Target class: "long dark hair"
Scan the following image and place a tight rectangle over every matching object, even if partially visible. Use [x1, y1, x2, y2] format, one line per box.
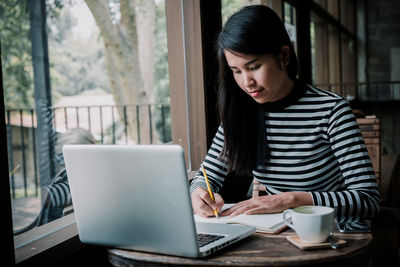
[217, 5, 298, 175]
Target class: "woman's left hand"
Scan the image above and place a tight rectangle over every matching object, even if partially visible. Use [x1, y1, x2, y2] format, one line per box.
[221, 191, 313, 217]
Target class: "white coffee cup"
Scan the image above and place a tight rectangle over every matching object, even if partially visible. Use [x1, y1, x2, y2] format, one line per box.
[282, 206, 334, 243]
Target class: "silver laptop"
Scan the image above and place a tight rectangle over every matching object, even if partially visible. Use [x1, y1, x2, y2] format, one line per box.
[63, 144, 255, 258]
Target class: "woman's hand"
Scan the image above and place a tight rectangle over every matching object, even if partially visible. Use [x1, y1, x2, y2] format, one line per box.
[222, 191, 313, 217]
[191, 187, 225, 217]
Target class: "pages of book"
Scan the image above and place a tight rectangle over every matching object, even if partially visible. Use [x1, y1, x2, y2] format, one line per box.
[194, 204, 287, 234]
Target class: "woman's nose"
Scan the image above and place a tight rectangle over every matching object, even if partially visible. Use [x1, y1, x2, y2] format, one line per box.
[243, 73, 255, 89]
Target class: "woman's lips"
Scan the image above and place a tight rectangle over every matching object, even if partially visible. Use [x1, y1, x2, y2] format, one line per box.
[248, 89, 262, 97]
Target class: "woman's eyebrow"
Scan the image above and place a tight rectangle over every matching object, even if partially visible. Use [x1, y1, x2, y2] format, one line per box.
[244, 58, 259, 66]
[229, 58, 260, 69]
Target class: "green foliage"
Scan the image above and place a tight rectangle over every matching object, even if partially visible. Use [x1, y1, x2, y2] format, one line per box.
[0, 0, 67, 108]
[0, 0, 34, 108]
[0, 0, 109, 108]
[47, 3, 110, 103]
[2, 0, 171, 142]
[221, 0, 243, 25]
[48, 31, 110, 99]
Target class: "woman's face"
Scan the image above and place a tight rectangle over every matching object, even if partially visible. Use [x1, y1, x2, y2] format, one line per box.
[224, 49, 293, 104]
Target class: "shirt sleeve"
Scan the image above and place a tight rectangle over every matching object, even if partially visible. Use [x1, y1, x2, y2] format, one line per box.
[310, 99, 381, 218]
[189, 126, 229, 195]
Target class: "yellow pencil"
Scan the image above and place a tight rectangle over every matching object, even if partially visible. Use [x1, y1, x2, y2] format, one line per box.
[201, 164, 219, 219]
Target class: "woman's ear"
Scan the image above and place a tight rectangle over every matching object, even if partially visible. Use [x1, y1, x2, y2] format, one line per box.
[280, 46, 291, 67]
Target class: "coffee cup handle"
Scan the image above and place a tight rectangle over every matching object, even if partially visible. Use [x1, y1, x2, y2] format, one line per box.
[282, 209, 294, 229]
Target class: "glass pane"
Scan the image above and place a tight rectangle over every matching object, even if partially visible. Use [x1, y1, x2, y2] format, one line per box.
[49, 0, 171, 146]
[341, 35, 357, 99]
[221, 0, 244, 25]
[313, 0, 327, 9]
[340, 0, 355, 34]
[283, 2, 297, 53]
[328, 24, 340, 94]
[327, 0, 339, 20]
[311, 14, 341, 94]
[0, 0, 40, 235]
[311, 14, 329, 87]
[2, 0, 171, 241]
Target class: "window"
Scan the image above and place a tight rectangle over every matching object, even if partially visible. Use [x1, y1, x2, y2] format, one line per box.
[221, 0, 243, 24]
[310, 0, 357, 98]
[1, 0, 187, 264]
[283, 2, 297, 52]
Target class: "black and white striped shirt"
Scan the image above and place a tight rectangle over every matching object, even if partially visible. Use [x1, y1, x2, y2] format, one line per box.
[190, 84, 380, 219]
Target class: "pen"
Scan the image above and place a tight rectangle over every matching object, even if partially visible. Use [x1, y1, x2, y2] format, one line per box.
[201, 164, 219, 219]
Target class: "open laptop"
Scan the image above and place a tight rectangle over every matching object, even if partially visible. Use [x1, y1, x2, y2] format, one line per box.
[63, 144, 255, 258]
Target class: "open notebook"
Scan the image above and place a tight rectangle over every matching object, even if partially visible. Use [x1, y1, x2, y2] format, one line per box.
[194, 204, 287, 234]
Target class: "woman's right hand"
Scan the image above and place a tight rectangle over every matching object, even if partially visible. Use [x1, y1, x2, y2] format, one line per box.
[191, 187, 224, 217]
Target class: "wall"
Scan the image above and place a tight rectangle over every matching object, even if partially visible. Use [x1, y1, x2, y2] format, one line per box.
[366, 0, 400, 100]
[361, 0, 400, 155]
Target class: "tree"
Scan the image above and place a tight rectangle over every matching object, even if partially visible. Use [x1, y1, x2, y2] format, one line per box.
[48, 8, 111, 101]
[0, 0, 66, 108]
[0, 0, 34, 108]
[1, 0, 170, 143]
[85, 0, 156, 143]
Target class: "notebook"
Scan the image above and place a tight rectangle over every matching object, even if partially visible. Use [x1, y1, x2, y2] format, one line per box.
[194, 204, 287, 234]
[63, 144, 255, 258]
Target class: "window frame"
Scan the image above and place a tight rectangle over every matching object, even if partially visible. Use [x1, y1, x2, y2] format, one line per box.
[165, 0, 208, 170]
[0, 45, 16, 266]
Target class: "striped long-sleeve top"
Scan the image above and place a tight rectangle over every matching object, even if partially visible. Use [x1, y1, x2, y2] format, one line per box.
[190, 84, 381, 219]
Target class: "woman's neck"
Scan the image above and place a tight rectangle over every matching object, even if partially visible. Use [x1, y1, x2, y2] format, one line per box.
[276, 78, 294, 102]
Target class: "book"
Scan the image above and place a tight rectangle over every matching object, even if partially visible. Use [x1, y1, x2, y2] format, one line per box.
[194, 204, 287, 234]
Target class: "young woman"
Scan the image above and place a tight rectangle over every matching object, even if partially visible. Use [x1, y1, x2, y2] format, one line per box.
[190, 5, 380, 220]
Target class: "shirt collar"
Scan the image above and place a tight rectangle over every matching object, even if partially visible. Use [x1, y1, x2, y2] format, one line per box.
[262, 79, 306, 112]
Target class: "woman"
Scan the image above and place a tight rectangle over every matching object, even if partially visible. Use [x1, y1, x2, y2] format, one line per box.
[190, 5, 380, 220]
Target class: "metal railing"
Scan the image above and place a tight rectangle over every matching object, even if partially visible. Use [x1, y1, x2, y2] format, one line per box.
[314, 81, 400, 101]
[6, 103, 171, 199]
[6, 81, 400, 199]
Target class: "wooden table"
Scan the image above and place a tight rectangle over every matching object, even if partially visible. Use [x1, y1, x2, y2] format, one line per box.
[108, 229, 373, 266]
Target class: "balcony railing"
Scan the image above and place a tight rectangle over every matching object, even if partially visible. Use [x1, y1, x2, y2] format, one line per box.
[315, 81, 400, 101]
[6, 103, 171, 199]
[6, 81, 400, 200]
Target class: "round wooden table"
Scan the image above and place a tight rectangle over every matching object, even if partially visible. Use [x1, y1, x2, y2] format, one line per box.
[108, 230, 373, 266]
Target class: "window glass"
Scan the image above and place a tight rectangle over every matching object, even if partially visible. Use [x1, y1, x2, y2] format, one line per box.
[311, 2, 358, 97]
[49, 0, 170, 146]
[327, 24, 340, 94]
[283, 2, 297, 52]
[341, 34, 357, 98]
[1, 0, 38, 235]
[221, 0, 244, 25]
[311, 12, 356, 97]
[2, 0, 170, 245]
[313, 0, 327, 9]
[327, 0, 339, 20]
[311, 14, 329, 87]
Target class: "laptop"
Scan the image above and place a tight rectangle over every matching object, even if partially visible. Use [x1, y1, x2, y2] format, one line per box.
[63, 144, 255, 258]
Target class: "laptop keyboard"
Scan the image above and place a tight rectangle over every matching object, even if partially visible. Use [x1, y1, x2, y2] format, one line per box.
[197, 233, 225, 247]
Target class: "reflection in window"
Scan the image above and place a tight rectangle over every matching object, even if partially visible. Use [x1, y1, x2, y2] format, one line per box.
[2, 0, 170, 237]
[1, 0, 38, 233]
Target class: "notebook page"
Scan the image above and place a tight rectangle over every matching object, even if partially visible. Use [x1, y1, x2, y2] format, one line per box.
[194, 204, 285, 233]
